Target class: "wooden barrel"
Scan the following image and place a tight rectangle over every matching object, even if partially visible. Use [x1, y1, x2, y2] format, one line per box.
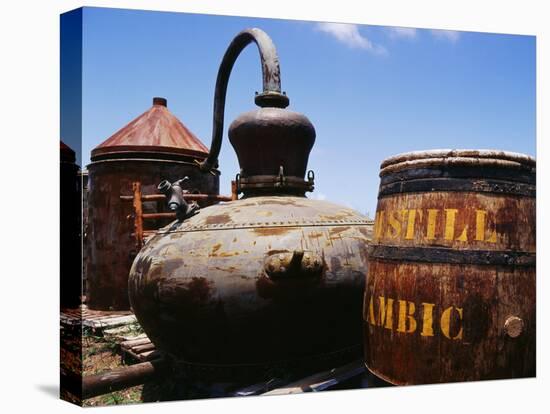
[363, 149, 536, 385]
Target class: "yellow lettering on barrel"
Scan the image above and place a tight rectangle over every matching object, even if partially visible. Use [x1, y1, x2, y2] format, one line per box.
[456, 225, 468, 242]
[374, 211, 384, 240]
[420, 302, 435, 337]
[397, 300, 417, 333]
[425, 209, 439, 240]
[405, 210, 417, 240]
[475, 210, 486, 241]
[441, 306, 464, 340]
[475, 210, 498, 243]
[367, 295, 376, 325]
[387, 211, 402, 239]
[378, 297, 394, 330]
[444, 209, 458, 240]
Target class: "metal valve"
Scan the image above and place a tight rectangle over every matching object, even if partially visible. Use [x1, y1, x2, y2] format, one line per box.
[157, 177, 199, 222]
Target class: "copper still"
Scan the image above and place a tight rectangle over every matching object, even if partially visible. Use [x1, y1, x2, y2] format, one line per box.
[128, 28, 373, 380]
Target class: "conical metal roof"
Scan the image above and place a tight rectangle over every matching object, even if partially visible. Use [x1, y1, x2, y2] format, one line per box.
[60, 140, 76, 163]
[91, 97, 209, 162]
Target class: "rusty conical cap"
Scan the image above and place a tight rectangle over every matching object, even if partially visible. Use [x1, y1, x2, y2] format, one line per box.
[91, 97, 209, 162]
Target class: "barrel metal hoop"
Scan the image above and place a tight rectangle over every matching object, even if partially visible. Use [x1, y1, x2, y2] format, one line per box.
[380, 167, 536, 187]
[378, 178, 536, 198]
[368, 245, 536, 267]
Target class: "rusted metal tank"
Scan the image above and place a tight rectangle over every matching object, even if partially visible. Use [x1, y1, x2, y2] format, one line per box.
[128, 28, 373, 381]
[60, 140, 82, 308]
[87, 97, 219, 310]
[364, 149, 536, 385]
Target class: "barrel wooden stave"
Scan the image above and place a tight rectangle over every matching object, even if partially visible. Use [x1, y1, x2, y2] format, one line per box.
[364, 150, 535, 385]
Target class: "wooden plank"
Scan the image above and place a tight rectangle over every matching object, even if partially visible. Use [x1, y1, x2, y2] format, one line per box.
[120, 337, 151, 349]
[118, 333, 147, 342]
[83, 315, 137, 329]
[131, 343, 156, 353]
[132, 181, 144, 251]
[82, 359, 166, 399]
[138, 350, 155, 360]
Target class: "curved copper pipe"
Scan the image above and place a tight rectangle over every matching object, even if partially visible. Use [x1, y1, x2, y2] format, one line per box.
[199, 28, 289, 174]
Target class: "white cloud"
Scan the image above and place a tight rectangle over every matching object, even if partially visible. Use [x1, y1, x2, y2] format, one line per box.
[316, 23, 387, 55]
[430, 29, 461, 43]
[311, 192, 327, 201]
[387, 27, 417, 39]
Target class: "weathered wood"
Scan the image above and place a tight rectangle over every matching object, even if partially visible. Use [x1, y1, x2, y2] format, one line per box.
[132, 182, 144, 251]
[82, 358, 166, 399]
[120, 337, 151, 349]
[132, 342, 156, 353]
[364, 150, 536, 385]
[82, 315, 137, 329]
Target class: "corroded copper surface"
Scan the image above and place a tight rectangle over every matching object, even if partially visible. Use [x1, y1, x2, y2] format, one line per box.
[92, 98, 209, 162]
[87, 159, 218, 311]
[129, 196, 373, 376]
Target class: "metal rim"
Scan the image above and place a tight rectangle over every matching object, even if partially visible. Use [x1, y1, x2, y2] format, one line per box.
[380, 149, 535, 170]
[380, 156, 536, 178]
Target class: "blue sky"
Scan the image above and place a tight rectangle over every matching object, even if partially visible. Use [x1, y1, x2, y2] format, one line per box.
[63, 7, 535, 216]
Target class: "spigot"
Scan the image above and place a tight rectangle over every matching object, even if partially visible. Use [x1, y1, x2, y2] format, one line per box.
[157, 177, 199, 222]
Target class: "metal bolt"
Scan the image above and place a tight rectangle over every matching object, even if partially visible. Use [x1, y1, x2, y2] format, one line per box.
[504, 316, 524, 338]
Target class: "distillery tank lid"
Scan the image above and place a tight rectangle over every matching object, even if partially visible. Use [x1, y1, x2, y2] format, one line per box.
[91, 97, 210, 162]
[379, 149, 535, 177]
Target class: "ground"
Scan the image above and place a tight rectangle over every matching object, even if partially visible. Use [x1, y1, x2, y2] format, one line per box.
[61, 324, 144, 406]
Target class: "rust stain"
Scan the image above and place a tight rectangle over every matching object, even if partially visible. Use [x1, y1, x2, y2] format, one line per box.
[253, 227, 292, 236]
[256, 199, 297, 206]
[320, 211, 354, 221]
[211, 243, 222, 254]
[214, 266, 238, 272]
[257, 210, 273, 217]
[184, 277, 212, 302]
[358, 227, 371, 238]
[266, 249, 290, 256]
[205, 213, 232, 225]
[329, 226, 351, 236]
[307, 232, 324, 239]
[219, 251, 240, 257]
